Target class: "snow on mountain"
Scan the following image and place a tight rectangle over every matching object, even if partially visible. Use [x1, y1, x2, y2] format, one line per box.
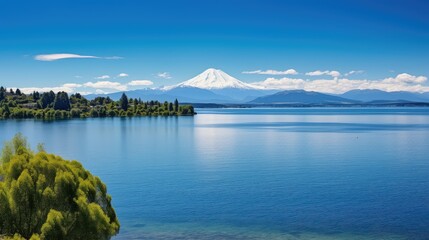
[164, 68, 261, 90]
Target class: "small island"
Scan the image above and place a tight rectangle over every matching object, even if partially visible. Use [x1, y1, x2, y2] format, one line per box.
[0, 87, 195, 120]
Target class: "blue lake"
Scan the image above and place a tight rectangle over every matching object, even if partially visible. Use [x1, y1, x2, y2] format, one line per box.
[1, 108, 429, 239]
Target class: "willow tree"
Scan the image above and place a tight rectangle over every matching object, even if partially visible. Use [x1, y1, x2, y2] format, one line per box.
[0, 134, 120, 239]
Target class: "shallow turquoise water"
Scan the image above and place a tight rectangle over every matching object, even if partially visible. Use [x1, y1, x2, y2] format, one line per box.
[1, 108, 429, 239]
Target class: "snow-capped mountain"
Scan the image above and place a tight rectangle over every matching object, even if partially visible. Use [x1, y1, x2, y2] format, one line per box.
[165, 68, 261, 90]
[87, 68, 277, 103]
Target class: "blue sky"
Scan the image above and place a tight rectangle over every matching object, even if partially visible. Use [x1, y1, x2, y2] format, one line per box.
[1, 0, 428, 93]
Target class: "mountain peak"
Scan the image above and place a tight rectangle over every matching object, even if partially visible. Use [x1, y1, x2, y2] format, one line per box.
[204, 68, 220, 72]
[166, 68, 260, 90]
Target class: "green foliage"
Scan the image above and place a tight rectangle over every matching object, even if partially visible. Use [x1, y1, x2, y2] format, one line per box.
[38, 91, 54, 109]
[174, 98, 179, 112]
[53, 92, 71, 111]
[0, 87, 196, 120]
[0, 86, 6, 102]
[0, 134, 120, 239]
[119, 93, 128, 111]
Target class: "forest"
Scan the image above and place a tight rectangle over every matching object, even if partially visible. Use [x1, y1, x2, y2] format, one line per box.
[0, 87, 195, 120]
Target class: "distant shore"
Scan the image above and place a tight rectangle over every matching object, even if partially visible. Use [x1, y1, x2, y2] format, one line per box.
[188, 102, 429, 108]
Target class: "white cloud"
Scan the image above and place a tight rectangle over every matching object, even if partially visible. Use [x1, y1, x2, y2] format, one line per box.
[128, 80, 153, 86]
[382, 73, 427, 84]
[84, 81, 127, 91]
[18, 78, 156, 95]
[157, 72, 172, 79]
[345, 70, 364, 76]
[306, 70, 341, 78]
[251, 72, 429, 94]
[242, 69, 298, 75]
[35, 54, 99, 61]
[62, 83, 82, 88]
[15, 86, 75, 94]
[34, 53, 123, 61]
[12, 83, 82, 94]
[75, 91, 93, 95]
[104, 56, 123, 60]
[95, 75, 110, 80]
[118, 73, 129, 77]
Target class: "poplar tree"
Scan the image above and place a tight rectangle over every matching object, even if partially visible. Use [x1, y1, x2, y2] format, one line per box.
[119, 93, 128, 111]
[174, 99, 179, 112]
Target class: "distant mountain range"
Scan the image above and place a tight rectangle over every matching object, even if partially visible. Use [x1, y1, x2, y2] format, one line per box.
[338, 89, 429, 103]
[87, 68, 276, 103]
[86, 68, 429, 105]
[250, 90, 356, 104]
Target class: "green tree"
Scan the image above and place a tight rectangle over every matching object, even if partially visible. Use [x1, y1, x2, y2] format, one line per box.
[168, 102, 173, 112]
[0, 134, 120, 239]
[39, 91, 56, 109]
[15, 89, 22, 96]
[1, 87, 195, 119]
[0, 86, 6, 102]
[2, 104, 11, 118]
[32, 91, 40, 101]
[174, 99, 179, 112]
[119, 93, 128, 111]
[53, 92, 71, 111]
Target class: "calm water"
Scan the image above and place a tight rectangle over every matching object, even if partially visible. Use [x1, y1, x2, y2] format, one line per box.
[1, 108, 429, 239]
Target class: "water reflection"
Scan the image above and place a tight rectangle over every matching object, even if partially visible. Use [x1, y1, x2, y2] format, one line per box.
[0, 108, 428, 239]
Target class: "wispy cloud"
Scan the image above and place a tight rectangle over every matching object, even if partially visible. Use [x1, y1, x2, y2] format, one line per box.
[157, 72, 172, 79]
[13, 78, 154, 95]
[344, 70, 364, 76]
[306, 70, 341, 78]
[95, 75, 110, 80]
[84, 79, 154, 91]
[251, 73, 429, 94]
[34, 53, 123, 61]
[242, 69, 298, 75]
[12, 83, 82, 94]
[104, 56, 123, 60]
[128, 80, 153, 86]
[83, 81, 127, 91]
[62, 83, 82, 88]
[117, 73, 129, 77]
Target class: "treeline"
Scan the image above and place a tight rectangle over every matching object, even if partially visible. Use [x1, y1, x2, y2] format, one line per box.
[0, 87, 195, 120]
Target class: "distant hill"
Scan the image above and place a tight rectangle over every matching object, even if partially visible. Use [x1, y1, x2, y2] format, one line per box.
[340, 89, 429, 102]
[249, 90, 356, 104]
